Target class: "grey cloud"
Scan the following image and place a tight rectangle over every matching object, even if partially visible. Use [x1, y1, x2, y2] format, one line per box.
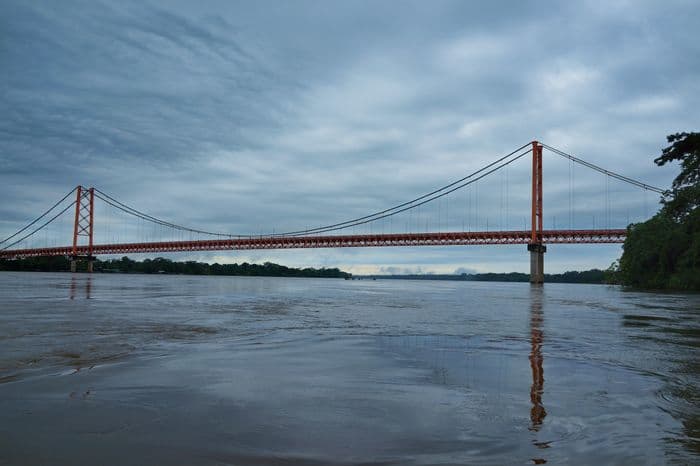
[1, 1, 289, 172]
[1, 0, 699, 273]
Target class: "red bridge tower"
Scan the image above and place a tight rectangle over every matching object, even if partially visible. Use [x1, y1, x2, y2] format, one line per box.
[528, 141, 546, 283]
[70, 186, 95, 272]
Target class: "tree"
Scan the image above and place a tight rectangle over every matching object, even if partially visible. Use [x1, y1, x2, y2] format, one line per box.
[618, 132, 700, 290]
[653, 132, 700, 218]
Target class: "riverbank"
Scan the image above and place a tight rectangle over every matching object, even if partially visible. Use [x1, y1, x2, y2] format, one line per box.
[1, 257, 615, 284]
[356, 269, 611, 284]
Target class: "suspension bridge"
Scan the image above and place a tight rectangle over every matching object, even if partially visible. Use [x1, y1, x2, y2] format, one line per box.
[0, 141, 665, 282]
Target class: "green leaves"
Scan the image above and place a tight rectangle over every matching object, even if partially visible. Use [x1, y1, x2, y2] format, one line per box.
[654, 132, 700, 219]
[618, 132, 700, 290]
[654, 132, 700, 188]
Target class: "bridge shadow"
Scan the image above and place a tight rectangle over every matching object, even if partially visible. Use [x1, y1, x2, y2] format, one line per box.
[529, 285, 549, 463]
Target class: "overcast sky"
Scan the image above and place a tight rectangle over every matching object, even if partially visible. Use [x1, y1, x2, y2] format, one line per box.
[1, 0, 699, 274]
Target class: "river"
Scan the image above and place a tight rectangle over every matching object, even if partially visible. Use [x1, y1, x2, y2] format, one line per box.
[0, 272, 698, 465]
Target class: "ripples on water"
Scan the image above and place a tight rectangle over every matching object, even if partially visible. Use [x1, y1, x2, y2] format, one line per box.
[0, 272, 699, 465]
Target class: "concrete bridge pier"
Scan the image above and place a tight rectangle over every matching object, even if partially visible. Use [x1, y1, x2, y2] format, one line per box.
[69, 255, 96, 273]
[528, 243, 546, 284]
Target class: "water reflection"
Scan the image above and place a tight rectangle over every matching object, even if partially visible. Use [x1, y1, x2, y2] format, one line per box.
[529, 286, 548, 463]
[529, 286, 546, 431]
[69, 276, 92, 300]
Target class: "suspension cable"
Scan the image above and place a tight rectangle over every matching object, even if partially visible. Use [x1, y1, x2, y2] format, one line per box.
[282, 147, 532, 236]
[94, 142, 531, 239]
[271, 142, 531, 236]
[93, 190, 245, 238]
[0, 187, 77, 245]
[541, 143, 667, 194]
[1, 201, 77, 250]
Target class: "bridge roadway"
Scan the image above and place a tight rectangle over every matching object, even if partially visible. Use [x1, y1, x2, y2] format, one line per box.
[1, 229, 626, 259]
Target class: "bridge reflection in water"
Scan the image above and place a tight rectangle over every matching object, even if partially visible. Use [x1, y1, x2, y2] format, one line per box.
[69, 276, 92, 300]
[529, 285, 549, 463]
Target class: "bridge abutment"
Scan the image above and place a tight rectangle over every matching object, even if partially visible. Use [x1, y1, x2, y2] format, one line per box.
[528, 243, 546, 284]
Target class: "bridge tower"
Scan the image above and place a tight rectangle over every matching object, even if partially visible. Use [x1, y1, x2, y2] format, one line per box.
[70, 185, 95, 273]
[528, 141, 546, 283]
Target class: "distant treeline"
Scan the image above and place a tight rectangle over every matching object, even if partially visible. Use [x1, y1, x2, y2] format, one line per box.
[0, 256, 612, 283]
[0, 256, 351, 279]
[358, 269, 610, 284]
[473, 269, 610, 284]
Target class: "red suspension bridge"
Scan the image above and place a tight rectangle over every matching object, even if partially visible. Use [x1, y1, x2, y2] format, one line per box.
[0, 141, 665, 282]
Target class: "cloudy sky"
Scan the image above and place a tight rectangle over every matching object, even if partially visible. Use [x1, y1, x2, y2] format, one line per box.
[1, 0, 698, 274]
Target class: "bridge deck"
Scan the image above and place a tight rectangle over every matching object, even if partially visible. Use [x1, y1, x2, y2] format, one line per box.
[0, 229, 626, 258]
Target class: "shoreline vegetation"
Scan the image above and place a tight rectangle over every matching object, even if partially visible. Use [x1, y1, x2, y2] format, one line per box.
[0, 256, 613, 284]
[357, 269, 611, 284]
[611, 132, 700, 291]
[0, 256, 351, 279]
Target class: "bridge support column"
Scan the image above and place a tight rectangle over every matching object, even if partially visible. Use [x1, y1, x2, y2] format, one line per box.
[528, 141, 545, 284]
[528, 243, 546, 284]
[69, 255, 96, 273]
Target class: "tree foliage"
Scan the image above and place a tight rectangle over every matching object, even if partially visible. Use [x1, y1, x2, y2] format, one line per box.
[618, 132, 700, 290]
[0, 256, 351, 279]
[654, 132, 700, 218]
[360, 269, 609, 284]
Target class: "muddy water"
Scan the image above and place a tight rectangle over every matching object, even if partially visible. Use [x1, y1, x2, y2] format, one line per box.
[0, 272, 698, 465]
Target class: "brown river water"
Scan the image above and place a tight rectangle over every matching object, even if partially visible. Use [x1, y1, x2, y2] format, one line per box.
[0, 272, 699, 465]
